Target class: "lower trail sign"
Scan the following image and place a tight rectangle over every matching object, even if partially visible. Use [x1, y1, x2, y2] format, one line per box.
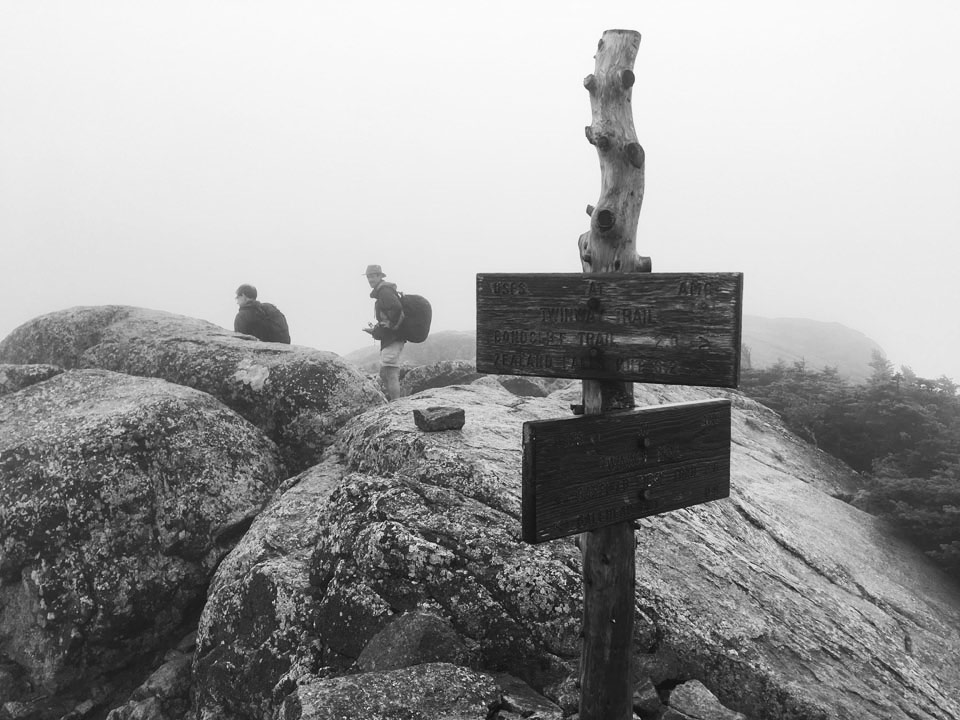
[522, 398, 731, 543]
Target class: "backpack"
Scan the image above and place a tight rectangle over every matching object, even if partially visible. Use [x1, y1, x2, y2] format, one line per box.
[259, 303, 291, 344]
[398, 293, 432, 343]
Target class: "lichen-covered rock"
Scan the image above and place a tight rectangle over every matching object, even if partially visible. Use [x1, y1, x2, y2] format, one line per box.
[277, 662, 500, 720]
[0, 306, 384, 472]
[103, 631, 197, 720]
[191, 381, 960, 720]
[303, 471, 583, 680]
[192, 385, 593, 720]
[495, 673, 564, 720]
[0, 369, 283, 713]
[665, 679, 746, 719]
[104, 649, 192, 720]
[0, 363, 63, 397]
[633, 676, 663, 717]
[356, 610, 479, 673]
[192, 457, 347, 720]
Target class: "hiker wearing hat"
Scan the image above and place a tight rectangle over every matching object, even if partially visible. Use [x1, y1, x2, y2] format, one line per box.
[362, 264, 405, 400]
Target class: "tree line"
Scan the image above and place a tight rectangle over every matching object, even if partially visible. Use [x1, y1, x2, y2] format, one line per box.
[739, 350, 960, 582]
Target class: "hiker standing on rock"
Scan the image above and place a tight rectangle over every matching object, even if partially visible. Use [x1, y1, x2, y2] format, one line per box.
[362, 264, 404, 400]
[234, 284, 291, 344]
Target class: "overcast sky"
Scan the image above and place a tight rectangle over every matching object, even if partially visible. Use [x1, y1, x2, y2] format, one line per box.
[2, 1, 959, 382]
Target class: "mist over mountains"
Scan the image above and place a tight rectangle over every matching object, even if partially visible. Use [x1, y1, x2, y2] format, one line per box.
[741, 316, 884, 382]
[346, 316, 886, 382]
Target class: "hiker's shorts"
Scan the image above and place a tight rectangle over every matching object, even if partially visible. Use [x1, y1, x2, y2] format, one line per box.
[380, 340, 405, 368]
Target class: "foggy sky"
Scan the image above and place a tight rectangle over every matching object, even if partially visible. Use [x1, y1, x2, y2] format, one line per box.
[2, 1, 959, 382]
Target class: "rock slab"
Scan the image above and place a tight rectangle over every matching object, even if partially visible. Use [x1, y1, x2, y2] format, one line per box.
[0, 369, 282, 711]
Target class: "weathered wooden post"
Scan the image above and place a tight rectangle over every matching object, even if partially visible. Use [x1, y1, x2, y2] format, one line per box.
[579, 29, 644, 720]
[476, 28, 742, 720]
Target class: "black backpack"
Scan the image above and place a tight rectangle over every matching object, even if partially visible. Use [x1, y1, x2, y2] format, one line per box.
[398, 293, 432, 343]
[259, 303, 291, 344]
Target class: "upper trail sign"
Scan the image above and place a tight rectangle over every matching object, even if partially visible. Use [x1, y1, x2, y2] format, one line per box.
[476, 272, 743, 388]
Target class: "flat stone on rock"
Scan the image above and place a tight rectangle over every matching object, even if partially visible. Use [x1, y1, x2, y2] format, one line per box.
[413, 406, 465, 432]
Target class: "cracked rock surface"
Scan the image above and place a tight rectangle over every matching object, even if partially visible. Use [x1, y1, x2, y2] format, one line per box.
[195, 382, 960, 720]
[0, 369, 283, 711]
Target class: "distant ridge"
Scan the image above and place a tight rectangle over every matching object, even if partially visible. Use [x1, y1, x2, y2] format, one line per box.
[742, 315, 883, 382]
[344, 318, 884, 383]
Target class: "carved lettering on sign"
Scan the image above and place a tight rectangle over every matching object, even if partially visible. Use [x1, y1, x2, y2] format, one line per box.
[599, 451, 648, 472]
[489, 280, 530, 296]
[585, 281, 604, 296]
[477, 273, 743, 387]
[655, 443, 682, 463]
[493, 352, 558, 370]
[701, 410, 724, 427]
[540, 307, 602, 324]
[615, 358, 680, 376]
[578, 476, 634, 499]
[578, 332, 615, 346]
[616, 308, 657, 325]
[677, 279, 719, 297]
[492, 330, 567, 345]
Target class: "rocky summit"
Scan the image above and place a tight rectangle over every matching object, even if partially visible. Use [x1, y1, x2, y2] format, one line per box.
[0, 306, 384, 473]
[0, 307, 958, 720]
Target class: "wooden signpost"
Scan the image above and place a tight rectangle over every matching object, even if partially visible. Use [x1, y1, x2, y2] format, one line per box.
[474, 29, 743, 720]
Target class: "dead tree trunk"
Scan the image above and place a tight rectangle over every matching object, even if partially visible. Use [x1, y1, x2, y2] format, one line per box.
[578, 29, 646, 720]
[579, 30, 648, 277]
